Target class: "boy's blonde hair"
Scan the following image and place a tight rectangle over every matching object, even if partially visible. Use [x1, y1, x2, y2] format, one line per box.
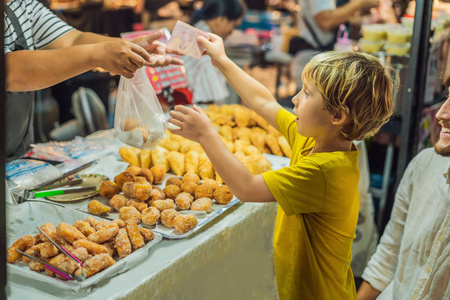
[302, 51, 395, 141]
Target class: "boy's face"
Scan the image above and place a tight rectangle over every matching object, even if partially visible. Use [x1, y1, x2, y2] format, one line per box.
[291, 79, 334, 138]
[434, 87, 450, 156]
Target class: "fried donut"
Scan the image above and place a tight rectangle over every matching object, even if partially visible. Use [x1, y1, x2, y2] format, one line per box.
[203, 179, 219, 191]
[151, 199, 175, 212]
[138, 228, 154, 243]
[141, 207, 160, 226]
[175, 192, 194, 210]
[135, 176, 147, 183]
[86, 216, 103, 231]
[87, 200, 111, 216]
[71, 247, 89, 263]
[73, 220, 96, 237]
[122, 181, 152, 201]
[22, 243, 43, 263]
[99, 180, 121, 199]
[39, 222, 56, 243]
[213, 185, 234, 204]
[40, 242, 59, 259]
[110, 194, 130, 211]
[73, 239, 108, 255]
[150, 165, 166, 184]
[103, 241, 117, 257]
[126, 166, 141, 176]
[166, 177, 182, 187]
[148, 185, 165, 204]
[114, 171, 136, 189]
[163, 184, 181, 200]
[139, 149, 152, 169]
[138, 168, 153, 184]
[125, 219, 145, 250]
[168, 151, 185, 176]
[195, 184, 214, 199]
[127, 199, 148, 212]
[111, 219, 126, 228]
[84, 253, 115, 278]
[87, 223, 119, 244]
[29, 260, 46, 273]
[119, 147, 140, 167]
[173, 214, 198, 234]
[115, 228, 132, 258]
[56, 223, 86, 244]
[160, 209, 180, 228]
[181, 181, 198, 196]
[191, 197, 213, 213]
[119, 206, 142, 223]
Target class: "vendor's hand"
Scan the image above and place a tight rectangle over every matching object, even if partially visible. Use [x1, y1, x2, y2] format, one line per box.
[168, 105, 216, 144]
[357, 0, 380, 11]
[198, 33, 229, 68]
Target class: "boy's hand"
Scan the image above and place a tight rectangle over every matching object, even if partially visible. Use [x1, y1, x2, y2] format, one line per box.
[198, 33, 229, 68]
[168, 105, 216, 143]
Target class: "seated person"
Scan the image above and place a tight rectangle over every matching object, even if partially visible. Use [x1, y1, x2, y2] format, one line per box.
[357, 74, 450, 299]
[181, 0, 246, 104]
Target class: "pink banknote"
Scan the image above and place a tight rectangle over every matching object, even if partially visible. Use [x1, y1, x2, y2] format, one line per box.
[167, 20, 209, 60]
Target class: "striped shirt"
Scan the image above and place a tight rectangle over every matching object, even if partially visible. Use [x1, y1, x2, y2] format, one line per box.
[181, 21, 229, 103]
[4, 0, 74, 54]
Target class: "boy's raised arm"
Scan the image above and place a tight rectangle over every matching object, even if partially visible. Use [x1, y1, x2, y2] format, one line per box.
[199, 34, 283, 129]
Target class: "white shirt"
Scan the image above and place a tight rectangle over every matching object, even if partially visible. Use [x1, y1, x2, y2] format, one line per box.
[362, 148, 450, 299]
[181, 21, 229, 103]
[298, 0, 336, 49]
[4, 0, 74, 54]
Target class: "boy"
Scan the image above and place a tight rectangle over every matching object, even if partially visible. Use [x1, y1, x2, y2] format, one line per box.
[169, 34, 394, 299]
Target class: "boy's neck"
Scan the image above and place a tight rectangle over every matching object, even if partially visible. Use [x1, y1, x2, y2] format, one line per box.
[310, 136, 353, 154]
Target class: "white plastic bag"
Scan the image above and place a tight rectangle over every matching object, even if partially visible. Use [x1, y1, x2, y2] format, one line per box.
[114, 67, 166, 149]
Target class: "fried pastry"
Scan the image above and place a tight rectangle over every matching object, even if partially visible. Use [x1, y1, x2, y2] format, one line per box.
[29, 259, 46, 273]
[175, 192, 194, 210]
[148, 185, 165, 204]
[72, 221, 96, 239]
[198, 153, 215, 180]
[138, 228, 154, 243]
[168, 151, 185, 176]
[215, 171, 223, 185]
[185, 151, 199, 175]
[119, 147, 141, 167]
[40, 242, 59, 259]
[181, 181, 198, 196]
[114, 171, 136, 189]
[173, 214, 198, 234]
[213, 185, 234, 204]
[251, 132, 271, 153]
[110, 194, 130, 211]
[125, 220, 145, 250]
[122, 181, 152, 201]
[267, 125, 281, 137]
[234, 105, 251, 128]
[151, 199, 175, 212]
[87, 200, 111, 216]
[22, 244, 42, 263]
[235, 127, 253, 143]
[126, 199, 148, 212]
[71, 247, 89, 263]
[56, 223, 86, 244]
[84, 253, 115, 278]
[139, 149, 152, 169]
[158, 136, 181, 152]
[102, 242, 117, 257]
[255, 155, 272, 173]
[119, 206, 142, 223]
[126, 166, 141, 176]
[166, 176, 182, 187]
[87, 223, 119, 244]
[202, 179, 219, 191]
[278, 136, 291, 158]
[160, 209, 180, 228]
[250, 110, 270, 129]
[138, 168, 153, 184]
[234, 139, 251, 153]
[182, 173, 201, 185]
[115, 228, 132, 258]
[244, 145, 263, 158]
[73, 239, 108, 255]
[179, 139, 203, 154]
[111, 219, 126, 228]
[265, 134, 283, 156]
[163, 184, 181, 200]
[219, 125, 233, 142]
[195, 184, 214, 199]
[191, 197, 213, 213]
[99, 180, 121, 199]
[151, 146, 170, 172]
[141, 207, 161, 226]
[39, 223, 56, 243]
[150, 165, 166, 184]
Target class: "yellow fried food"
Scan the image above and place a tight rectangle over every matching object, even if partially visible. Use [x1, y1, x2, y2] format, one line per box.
[251, 126, 267, 135]
[168, 151, 185, 176]
[255, 155, 272, 173]
[175, 192, 194, 210]
[215, 171, 223, 185]
[179, 139, 203, 154]
[278, 136, 291, 158]
[29, 259, 46, 273]
[126, 166, 141, 176]
[182, 173, 200, 185]
[73, 239, 108, 255]
[160, 209, 180, 228]
[151, 199, 175, 212]
[138, 168, 153, 184]
[39, 223, 57, 243]
[125, 219, 145, 250]
[267, 125, 282, 137]
[241, 156, 260, 174]
[86, 216, 102, 231]
[234, 139, 251, 153]
[52, 255, 80, 280]
[40, 242, 59, 259]
[33, 234, 43, 245]
[119, 206, 142, 223]
[234, 105, 251, 128]
[202, 179, 219, 191]
[87, 200, 111, 216]
[115, 228, 132, 258]
[119, 147, 141, 167]
[221, 138, 235, 153]
[213, 185, 234, 204]
[244, 145, 263, 158]
[235, 127, 252, 143]
[111, 219, 126, 228]
[151, 146, 170, 172]
[99, 180, 121, 199]
[198, 153, 215, 180]
[110, 194, 130, 211]
[219, 125, 233, 142]
[114, 171, 136, 189]
[173, 214, 198, 234]
[166, 177, 182, 187]
[103, 242, 117, 257]
[122, 181, 152, 201]
[87, 223, 119, 244]
[127, 199, 148, 212]
[191, 197, 213, 213]
[181, 181, 198, 196]
[84, 253, 115, 278]
[150, 165, 166, 185]
[195, 184, 214, 199]
[184, 151, 199, 175]
[158, 136, 180, 152]
[139, 228, 154, 243]
[163, 184, 181, 200]
[265, 134, 283, 156]
[22, 244, 42, 263]
[251, 132, 271, 153]
[148, 186, 165, 204]
[56, 223, 86, 244]
[71, 247, 89, 263]
[139, 149, 152, 169]
[141, 207, 160, 226]
[250, 110, 270, 129]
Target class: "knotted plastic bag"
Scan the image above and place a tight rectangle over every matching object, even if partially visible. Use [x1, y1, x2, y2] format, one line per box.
[115, 67, 166, 149]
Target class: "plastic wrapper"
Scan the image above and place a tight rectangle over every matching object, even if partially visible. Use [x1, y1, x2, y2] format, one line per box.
[114, 68, 166, 149]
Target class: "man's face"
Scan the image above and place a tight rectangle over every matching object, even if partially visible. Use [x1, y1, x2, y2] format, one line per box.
[434, 86, 450, 156]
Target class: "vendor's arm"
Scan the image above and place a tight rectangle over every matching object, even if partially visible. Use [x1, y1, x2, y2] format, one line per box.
[169, 105, 275, 203]
[315, 0, 380, 31]
[199, 34, 282, 129]
[357, 281, 381, 300]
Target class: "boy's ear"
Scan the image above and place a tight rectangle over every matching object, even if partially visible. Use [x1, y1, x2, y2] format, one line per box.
[331, 109, 348, 126]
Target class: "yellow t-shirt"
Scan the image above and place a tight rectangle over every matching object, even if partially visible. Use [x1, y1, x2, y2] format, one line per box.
[262, 109, 359, 300]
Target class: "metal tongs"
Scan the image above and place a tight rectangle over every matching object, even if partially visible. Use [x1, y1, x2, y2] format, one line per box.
[15, 227, 87, 281]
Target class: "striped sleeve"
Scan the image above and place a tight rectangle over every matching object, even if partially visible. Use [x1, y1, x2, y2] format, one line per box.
[30, 0, 74, 49]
